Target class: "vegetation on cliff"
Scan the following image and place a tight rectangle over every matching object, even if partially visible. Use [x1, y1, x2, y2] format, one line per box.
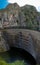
[0, 3, 40, 31]
[21, 5, 40, 31]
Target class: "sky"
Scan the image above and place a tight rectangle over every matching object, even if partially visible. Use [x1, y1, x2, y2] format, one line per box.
[0, 0, 8, 9]
[0, 0, 40, 12]
[8, 0, 40, 12]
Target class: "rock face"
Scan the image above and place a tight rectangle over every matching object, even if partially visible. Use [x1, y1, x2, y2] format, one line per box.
[21, 5, 40, 31]
[0, 3, 26, 27]
[0, 3, 40, 31]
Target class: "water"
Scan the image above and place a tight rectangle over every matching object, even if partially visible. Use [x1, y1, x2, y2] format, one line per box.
[0, 0, 8, 9]
[0, 47, 31, 65]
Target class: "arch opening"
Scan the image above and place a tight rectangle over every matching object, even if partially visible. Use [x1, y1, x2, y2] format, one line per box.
[7, 46, 36, 65]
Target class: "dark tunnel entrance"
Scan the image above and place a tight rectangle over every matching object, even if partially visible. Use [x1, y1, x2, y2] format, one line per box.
[2, 31, 37, 65]
[7, 47, 36, 65]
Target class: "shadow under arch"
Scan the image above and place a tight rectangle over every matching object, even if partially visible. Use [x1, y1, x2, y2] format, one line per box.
[8, 46, 36, 65]
[2, 31, 37, 65]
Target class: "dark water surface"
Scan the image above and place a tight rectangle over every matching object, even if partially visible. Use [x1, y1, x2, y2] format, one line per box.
[0, 47, 36, 65]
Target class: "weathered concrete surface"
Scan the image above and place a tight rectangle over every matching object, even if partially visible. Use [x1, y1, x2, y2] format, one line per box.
[2, 29, 40, 64]
[0, 31, 9, 52]
[0, 29, 40, 64]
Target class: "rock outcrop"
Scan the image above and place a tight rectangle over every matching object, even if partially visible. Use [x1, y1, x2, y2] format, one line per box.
[21, 5, 40, 31]
[0, 3, 26, 27]
[0, 3, 40, 31]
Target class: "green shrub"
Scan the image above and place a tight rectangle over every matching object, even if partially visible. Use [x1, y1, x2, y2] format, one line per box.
[0, 60, 26, 65]
[0, 61, 7, 65]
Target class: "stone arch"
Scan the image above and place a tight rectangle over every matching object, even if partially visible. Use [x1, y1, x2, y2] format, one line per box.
[2, 31, 37, 65]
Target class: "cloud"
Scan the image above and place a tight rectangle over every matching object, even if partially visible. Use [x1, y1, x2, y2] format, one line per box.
[8, 0, 40, 7]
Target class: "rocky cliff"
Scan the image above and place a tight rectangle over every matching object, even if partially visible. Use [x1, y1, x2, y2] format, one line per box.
[0, 3, 40, 31]
[0, 3, 26, 27]
[21, 5, 40, 31]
